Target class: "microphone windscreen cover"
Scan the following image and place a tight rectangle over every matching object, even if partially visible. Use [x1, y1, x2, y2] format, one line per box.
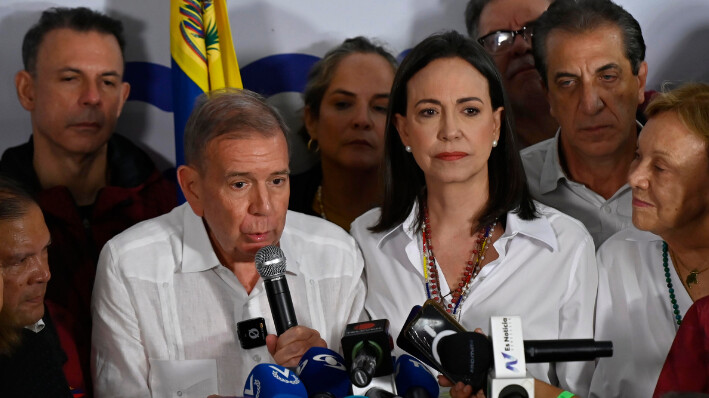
[243, 363, 308, 398]
[437, 332, 492, 391]
[394, 354, 439, 398]
[297, 347, 351, 398]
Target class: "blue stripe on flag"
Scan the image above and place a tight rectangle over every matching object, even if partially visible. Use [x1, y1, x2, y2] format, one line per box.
[125, 62, 173, 112]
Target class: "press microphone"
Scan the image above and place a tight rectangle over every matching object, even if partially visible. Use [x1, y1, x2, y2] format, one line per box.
[255, 245, 298, 335]
[364, 388, 399, 398]
[296, 347, 351, 398]
[438, 332, 612, 365]
[341, 320, 394, 388]
[243, 363, 308, 398]
[397, 300, 467, 385]
[394, 355, 439, 398]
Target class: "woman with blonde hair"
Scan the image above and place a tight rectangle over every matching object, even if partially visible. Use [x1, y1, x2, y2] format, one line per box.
[591, 82, 709, 398]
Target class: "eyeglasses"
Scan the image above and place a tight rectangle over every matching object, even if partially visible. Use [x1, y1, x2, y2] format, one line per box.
[478, 25, 534, 54]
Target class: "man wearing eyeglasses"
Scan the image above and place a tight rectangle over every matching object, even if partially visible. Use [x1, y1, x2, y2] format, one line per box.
[520, 0, 648, 249]
[465, 0, 558, 148]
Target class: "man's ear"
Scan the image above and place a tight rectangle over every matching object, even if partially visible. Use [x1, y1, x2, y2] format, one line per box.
[115, 81, 131, 117]
[636, 61, 648, 105]
[15, 70, 36, 111]
[177, 164, 205, 217]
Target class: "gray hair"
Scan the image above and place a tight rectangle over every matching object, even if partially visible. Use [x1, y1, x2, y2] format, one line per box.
[183, 88, 289, 170]
[533, 0, 645, 86]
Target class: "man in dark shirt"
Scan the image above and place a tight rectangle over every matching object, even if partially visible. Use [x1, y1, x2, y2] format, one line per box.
[0, 175, 76, 397]
[0, 7, 177, 393]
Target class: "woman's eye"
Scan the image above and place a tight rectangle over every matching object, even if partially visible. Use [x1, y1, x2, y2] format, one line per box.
[334, 101, 351, 110]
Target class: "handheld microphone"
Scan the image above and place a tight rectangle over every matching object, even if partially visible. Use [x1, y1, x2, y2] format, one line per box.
[255, 245, 298, 335]
[341, 320, 394, 388]
[394, 355, 439, 398]
[243, 363, 308, 398]
[296, 347, 351, 398]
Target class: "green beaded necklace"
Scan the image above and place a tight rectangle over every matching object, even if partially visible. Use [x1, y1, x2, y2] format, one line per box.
[662, 241, 683, 325]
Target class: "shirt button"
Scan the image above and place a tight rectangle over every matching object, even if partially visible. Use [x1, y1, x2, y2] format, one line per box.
[177, 391, 183, 396]
[310, 280, 315, 285]
[602, 206, 611, 214]
[163, 282, 169, 288]
[253, 354, 261, 362]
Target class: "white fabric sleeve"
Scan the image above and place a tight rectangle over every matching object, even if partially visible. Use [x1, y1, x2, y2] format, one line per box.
[91, 241, 151, 398]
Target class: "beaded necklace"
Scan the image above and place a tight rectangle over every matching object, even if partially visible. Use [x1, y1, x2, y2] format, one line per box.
[421, 205, 495, 318]
[662, 242, 683, 326]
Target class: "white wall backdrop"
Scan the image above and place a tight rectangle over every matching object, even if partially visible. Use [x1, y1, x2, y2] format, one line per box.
[1, 0, 708, 173]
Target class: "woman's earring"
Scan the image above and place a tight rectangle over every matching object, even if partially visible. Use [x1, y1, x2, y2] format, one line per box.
[307, 138, 320, 153]
[492, 140, 498, 148]
[405, 145, 412, 152]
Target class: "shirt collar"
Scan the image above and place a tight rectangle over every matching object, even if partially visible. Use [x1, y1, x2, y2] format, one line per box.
[540, 121, 644, 194]
[24, 319, 45, 333]
[181, 204, 222, 273]
[502, 209, 558, 252]
[377, 201, 420, 248]
[375, 201, 557, 252]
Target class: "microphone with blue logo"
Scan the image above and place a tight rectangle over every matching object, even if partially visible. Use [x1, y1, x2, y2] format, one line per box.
[394, 355, 439, 398]
[296, 347, 351, 398]
[243, 363, 308, 398]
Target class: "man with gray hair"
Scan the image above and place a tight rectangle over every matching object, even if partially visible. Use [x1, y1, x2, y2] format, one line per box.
[91, 89, 365, 396]
[520, 0, 648, 248]
[465, 0, 557, 147]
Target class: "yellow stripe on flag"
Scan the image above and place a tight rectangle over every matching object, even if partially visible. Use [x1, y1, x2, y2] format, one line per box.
[170, 0, 242, 93]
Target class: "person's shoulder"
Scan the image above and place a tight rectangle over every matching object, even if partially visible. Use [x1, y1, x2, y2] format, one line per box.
[105, 204, 185, 254]
[283, 210, 355, 248]
[350, 207, 389, 244]
[597, 227, 659, 259]
[282, 211, 362, 275]
[533, 201, 589, 233]
[520, 137, 553, 160]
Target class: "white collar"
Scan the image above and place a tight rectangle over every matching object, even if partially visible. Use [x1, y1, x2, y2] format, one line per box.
[377, 201, 558, 252]
[24, 319, 45, 333]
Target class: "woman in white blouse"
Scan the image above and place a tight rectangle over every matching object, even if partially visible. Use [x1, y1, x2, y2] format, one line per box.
[350, 31, 597, 397]
[590, 83, 709, 398]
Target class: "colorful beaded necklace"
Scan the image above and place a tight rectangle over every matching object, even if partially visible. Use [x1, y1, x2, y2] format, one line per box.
[662, 242, 683, 326]
[421, 205, 495, 318]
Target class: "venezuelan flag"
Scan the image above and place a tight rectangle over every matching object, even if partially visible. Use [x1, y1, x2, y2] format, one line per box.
[170, 0, 243, 168]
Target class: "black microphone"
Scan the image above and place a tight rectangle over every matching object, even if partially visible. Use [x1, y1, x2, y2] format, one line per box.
[522, 339, 613, 363]
[438, 332, 612, 365]
[255, 245, 298, 335]
[341, 320, 394, 388]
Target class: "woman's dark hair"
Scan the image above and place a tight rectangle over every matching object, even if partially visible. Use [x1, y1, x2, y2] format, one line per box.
[298, 36, 397, 144]
[371, 30, 536, 233]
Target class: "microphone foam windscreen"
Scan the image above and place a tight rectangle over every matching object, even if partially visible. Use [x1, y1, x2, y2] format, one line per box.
[437, 332, 492, 391]
[297, 347, 351, 398]
[255, 245, 287, 278]
[243, 363, 308, 398]
[394, 355, 439, 398]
